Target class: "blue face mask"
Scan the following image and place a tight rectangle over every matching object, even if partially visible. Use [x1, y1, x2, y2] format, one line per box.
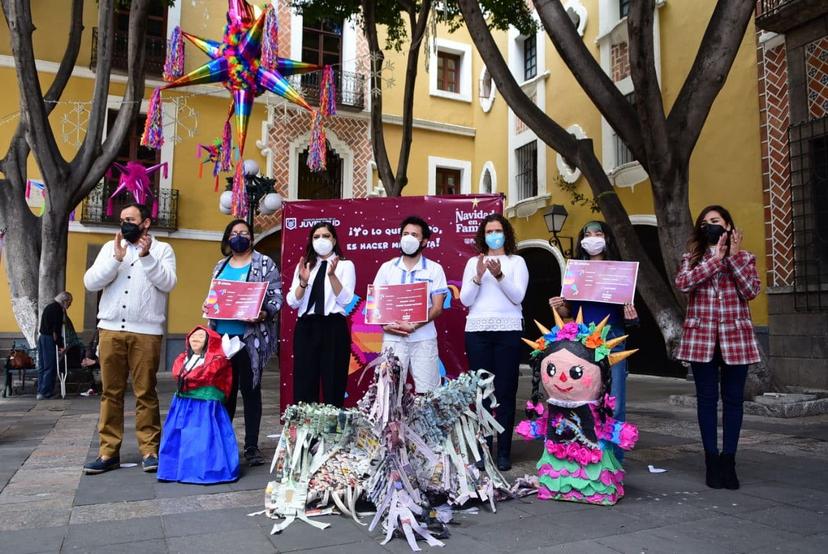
[485, 232, 505, 250]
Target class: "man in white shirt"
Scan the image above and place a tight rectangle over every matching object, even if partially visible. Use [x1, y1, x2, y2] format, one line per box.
[82, 203, 177, 475]
[372, 216, 447, 393]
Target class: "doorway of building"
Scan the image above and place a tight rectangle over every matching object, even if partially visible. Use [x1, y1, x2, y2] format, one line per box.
[256, 229, 282, 266]
[626, 224, 685, 377]
[298, 145, 343, 200]
[517, 245, 562, 366]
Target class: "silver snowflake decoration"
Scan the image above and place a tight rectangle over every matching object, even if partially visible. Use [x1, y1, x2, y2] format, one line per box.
[61, 102, 90, 147]
[164, 96, 198, 144]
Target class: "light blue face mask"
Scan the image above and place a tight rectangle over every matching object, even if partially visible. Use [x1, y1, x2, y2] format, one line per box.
[485, 232, 505, 250]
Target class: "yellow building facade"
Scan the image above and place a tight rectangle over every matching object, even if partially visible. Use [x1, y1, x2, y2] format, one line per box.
[0, 1, 768, 376]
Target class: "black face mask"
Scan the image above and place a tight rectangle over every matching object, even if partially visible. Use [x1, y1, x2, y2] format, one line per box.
[701, 223, 727, 245]
[121, 222, 144, 243]
[229, 235, 251, 253]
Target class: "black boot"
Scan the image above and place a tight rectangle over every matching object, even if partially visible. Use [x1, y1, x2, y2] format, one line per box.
[705, 451, 723, 489]
[720, 453, 739, 490]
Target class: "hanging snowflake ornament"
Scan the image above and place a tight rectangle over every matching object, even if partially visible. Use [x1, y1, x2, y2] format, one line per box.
[61, 102, 90, 147]
[163, 96, 199, 145]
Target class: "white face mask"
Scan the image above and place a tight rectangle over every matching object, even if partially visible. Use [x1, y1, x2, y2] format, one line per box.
[312, 238, 334, 257]
[400, 234, 422, 256]
[580, 236, 606, 256]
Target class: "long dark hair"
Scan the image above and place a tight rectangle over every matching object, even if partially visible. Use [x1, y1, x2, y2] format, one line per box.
[473, 213, 517, 255]
[529, 339, 613, 423]
[573, 220, 621, 260]
[220, 219, 254, 257]
[687, 205, 735, 267]
[304, 221, 345, 267]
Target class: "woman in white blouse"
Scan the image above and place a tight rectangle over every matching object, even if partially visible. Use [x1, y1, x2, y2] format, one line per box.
[286, 222, 355, 407]
[460, 213, 529, 471]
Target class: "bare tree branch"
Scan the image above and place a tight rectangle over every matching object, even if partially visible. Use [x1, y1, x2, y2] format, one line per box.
[74, 0, 150, 200]
[2, 0, 66, 177]
[666, 0, 755, 162]
[43, 0, 84, 109]
[392, 0, 432, 195]
[362, 0, 396, 196]
[627, 0, 671, 176]
[532, 0, 647, 166]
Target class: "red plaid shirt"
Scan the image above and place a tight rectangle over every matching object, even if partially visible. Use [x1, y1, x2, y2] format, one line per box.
[674, 249, 761, 365]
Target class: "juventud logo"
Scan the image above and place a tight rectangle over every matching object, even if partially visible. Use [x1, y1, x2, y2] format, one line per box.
[284, 218, 297, 230]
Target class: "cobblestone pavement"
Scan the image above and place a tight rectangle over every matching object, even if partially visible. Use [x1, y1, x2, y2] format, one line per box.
[1, 368, 826, 553]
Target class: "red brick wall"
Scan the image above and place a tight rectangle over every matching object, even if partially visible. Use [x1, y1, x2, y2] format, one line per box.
[611, 42, 630, 82]
[757, 36, 793, 287]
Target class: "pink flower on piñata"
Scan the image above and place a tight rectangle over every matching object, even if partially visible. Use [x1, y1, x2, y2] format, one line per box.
[603, 393, 616, 411]
[557, 322, 580, 341]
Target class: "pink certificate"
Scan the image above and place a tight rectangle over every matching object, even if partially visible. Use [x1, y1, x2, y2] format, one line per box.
[366, 282, 429, 325]
[561, 260, 639, 305]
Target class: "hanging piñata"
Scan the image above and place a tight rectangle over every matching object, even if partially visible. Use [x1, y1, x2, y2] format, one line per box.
[516, 307, 638, 506]
[197, 137, 234, 191]
[257, 351, 512, 550]
[106, 161, 168, 219]
[142, 0, 334, 217]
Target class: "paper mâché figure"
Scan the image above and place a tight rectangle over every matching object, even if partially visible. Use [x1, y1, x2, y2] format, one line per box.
[515, 308, 638, 505]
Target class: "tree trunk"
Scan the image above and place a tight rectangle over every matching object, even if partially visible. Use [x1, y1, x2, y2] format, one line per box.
[37, 199, 71, 319]
[0, 137, 41, 347]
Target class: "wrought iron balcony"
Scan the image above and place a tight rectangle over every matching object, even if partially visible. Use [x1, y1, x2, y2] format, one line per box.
[89, 27, 166, 77]
[290, 70, 366, 111]
[80, 181, 179, 232]
[755, 0, 828, 33]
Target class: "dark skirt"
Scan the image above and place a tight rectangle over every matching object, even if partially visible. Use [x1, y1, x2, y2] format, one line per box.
[158, 395, 240, 484]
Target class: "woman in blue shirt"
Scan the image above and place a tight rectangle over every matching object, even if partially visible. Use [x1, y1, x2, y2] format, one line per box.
[548, 221, 638, 460]
[206, 220, 282, 466]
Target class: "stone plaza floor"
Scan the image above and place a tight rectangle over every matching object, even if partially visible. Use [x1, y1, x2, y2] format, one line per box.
[1, 367, 826, 553]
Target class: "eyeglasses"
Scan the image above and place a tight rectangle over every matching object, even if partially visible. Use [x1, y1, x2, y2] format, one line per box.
[229, 232, 251, 238]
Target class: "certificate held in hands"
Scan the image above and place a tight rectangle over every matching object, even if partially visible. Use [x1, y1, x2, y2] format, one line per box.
[204, 279, 268, 320]
[367, 282, 429, 325]
[561, 260, 639, 305]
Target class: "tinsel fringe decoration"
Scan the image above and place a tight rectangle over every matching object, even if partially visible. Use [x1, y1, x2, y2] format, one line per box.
[307, 112, 327, 172]
[231, 163, 247, 219]
[261, 4, 279, 72]
[221, 120, 233, 173]
[319, 65, 337, 117]
[163, 26, 185, 82]
[140, 89, 164, 149]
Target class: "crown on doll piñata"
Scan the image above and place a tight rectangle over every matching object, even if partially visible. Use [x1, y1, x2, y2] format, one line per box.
[521, 306, 637, 366]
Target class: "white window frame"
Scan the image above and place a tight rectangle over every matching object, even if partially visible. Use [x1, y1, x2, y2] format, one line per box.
[563, 0, 589, 37]
[428, 156, 472, 195]
[479, 161, 497, 193]
[478, 66, 496, 113]
[429, 38, 472, 103]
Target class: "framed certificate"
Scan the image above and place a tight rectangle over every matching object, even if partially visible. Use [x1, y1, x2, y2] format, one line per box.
[366, 282, 429, 325]
[561, 260, 639, 305]
[204, 279, 268, 320]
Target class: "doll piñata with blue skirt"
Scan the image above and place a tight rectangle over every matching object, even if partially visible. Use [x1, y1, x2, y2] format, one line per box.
[515, 307, 638, 505]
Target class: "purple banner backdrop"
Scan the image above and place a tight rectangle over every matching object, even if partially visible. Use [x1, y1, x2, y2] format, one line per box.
[278, 194, 503, 411]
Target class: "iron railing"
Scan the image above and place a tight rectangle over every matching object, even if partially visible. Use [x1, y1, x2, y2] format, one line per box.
[788, 116, 828, 311]
[90, 27, 167, 77]
[515, 140, 538, 201]
[80, 181, 179, 232]
[289, 69, 366, 111]
[755, 0, 827, 33]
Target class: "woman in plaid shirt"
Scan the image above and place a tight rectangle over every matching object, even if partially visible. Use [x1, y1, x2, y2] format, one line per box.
[675, 205, 761, 491]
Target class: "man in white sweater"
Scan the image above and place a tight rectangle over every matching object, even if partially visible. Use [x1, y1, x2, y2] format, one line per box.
[82, 203, 177, 474]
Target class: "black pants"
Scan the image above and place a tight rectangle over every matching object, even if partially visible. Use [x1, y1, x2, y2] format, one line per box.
[691, 346, 748, 455]
[293, 314, 350, 407]
[465, 330, 523, 460]
[223, 346, 261, 450]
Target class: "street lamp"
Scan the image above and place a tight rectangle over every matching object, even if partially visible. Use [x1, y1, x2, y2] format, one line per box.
[543, 204, 574, 257]
[219, 159, 282, 226]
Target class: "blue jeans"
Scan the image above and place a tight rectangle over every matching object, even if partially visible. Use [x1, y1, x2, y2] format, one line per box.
[610, 359, 628, 461]
[465, 330, 523, 460]
[691, 348, 748, 455]
[37, 334, 57, 397]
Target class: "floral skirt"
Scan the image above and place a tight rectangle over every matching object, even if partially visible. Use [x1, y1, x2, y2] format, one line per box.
[536, 443, 625, 505]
